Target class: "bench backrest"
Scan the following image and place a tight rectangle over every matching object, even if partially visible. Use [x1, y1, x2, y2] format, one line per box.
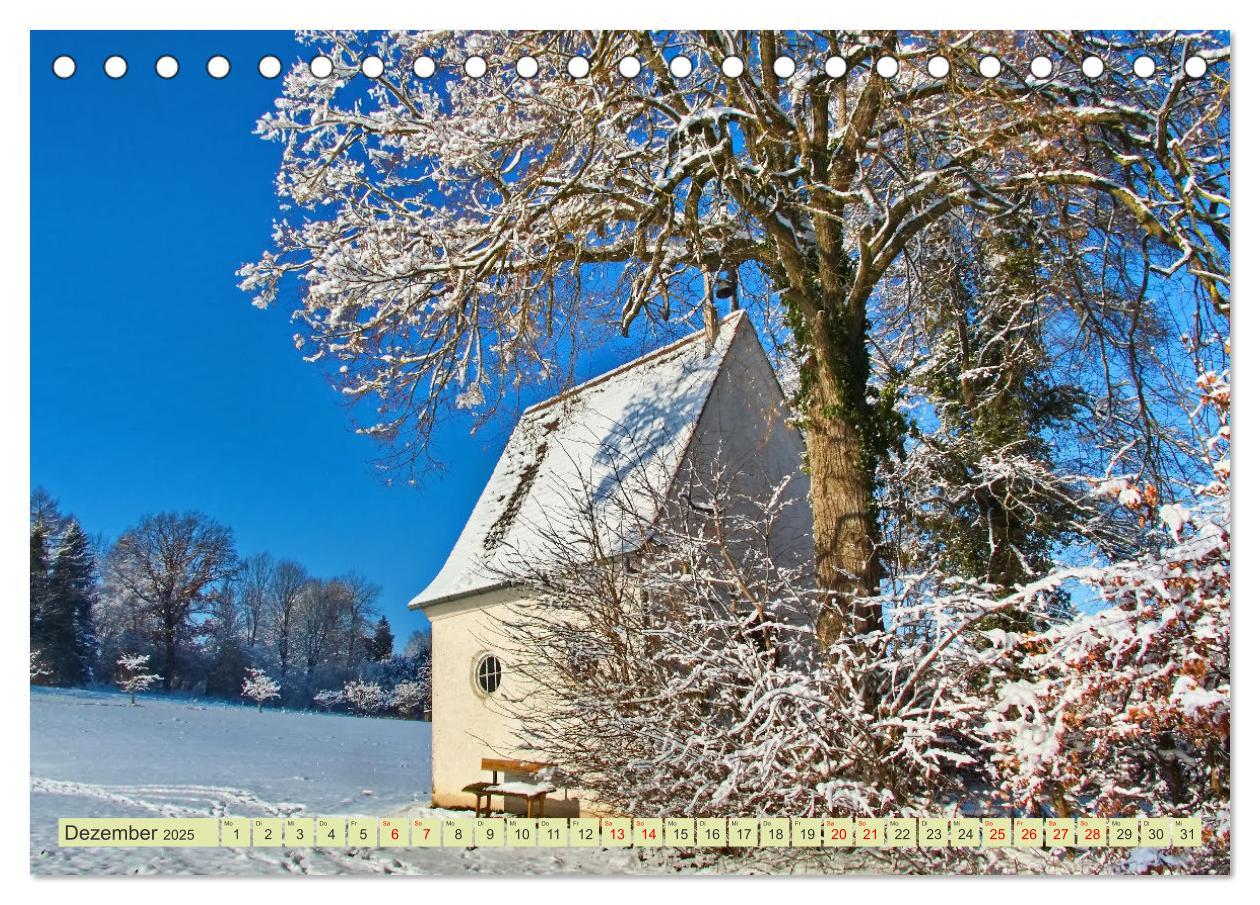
[481, 757, 553, 774]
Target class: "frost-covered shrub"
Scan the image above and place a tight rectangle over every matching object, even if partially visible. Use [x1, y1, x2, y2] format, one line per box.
[30, 650, 51, 683]
[390, 673, 431, 719]
[981, 358, 1231, 873]
[115, 653, 161, 705]
[313, 688, 345, 712]
[497, 463, 989, 821]
[241, 667, 281, 711]
[342, 679, 386, 714]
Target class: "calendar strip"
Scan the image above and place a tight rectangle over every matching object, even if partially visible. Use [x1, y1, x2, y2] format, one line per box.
[58, 816, 1203, 849]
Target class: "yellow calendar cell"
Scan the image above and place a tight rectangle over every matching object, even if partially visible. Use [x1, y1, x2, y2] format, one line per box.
[316, 817, 344, 847]
[759, 818, 790, 847]
[855, 817, 884, 848]
[918, 818, 948, 848]
[347, 817, 377, 847]
[285, 817, 315, 847]
[633, 818, 663, 847]
[252, 817, 283, 847]
[58, 818, 218, 848]
[823, 817, 854, 848]
[410, 817, 442, 847]
[507, 817, 537, 847]
[1108, 818, 1139, 847]
[220, 817, 249, 847]
[569, 818, 600, 847]
[378, 817, 407, 847]
[982, 818, 1012, 848]
[442, 817, 474, 847]
[1172, 817, 1202, 847]
[475, 818, 506, 846]
[727, 817, 758, 848]
[887, 818, 916, 848]
[664, 817, 694, 846]
[1014, 818, 1043, 848]
[1077, 818, 1107, 847]
[696, 818, 727, 847]
[1140, 818, 1172, 848]
[1045, 817, 1075, 847]
[950, 818, 981, 848]
[790, 818, 822, 847]
[537, 818, 568, 847]
[599, 817, 631, 848]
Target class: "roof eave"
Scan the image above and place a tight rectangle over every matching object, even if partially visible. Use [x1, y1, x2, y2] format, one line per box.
[407, 579, 515, 612]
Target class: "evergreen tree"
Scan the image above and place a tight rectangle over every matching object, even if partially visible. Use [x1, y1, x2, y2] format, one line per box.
[30, 524, 51, 684]
[367, 616, 394, 662]
[895, 225, 1087, 629]
[45, 519, 98, 686]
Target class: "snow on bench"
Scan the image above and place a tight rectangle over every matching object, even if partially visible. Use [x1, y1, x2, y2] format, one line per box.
[463, 758, 558, 818]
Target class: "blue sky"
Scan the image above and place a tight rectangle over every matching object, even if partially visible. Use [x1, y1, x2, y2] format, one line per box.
[28, 30, 504, 647]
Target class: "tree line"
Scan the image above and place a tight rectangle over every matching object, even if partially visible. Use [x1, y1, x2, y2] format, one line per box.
[28, 489, 431, 716]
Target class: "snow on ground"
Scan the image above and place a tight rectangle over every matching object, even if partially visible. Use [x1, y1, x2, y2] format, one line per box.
[30, 687, 1076, 876]
[29, 686, 766, 876]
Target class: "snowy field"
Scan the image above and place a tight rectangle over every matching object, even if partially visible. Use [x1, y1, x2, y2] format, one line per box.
[29, 688, 1133, 877]
[28, 686, 735, 876]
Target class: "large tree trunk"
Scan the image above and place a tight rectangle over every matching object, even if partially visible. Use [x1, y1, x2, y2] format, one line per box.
[807, 392, 881, 648]
[803, 308, 883, 651]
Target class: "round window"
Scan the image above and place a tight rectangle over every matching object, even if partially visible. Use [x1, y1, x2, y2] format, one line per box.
[475, 654, 502, 694]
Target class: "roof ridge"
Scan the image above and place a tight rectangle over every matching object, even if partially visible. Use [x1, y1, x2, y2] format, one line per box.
[522, 310, 747, 417]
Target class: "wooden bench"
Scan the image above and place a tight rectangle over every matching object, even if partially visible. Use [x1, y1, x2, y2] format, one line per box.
[462, 758, 557, 818]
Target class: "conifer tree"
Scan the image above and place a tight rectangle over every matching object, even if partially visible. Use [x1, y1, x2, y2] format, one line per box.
[29, 524, 51, 684]
[46, 519, 98, 686]
[897, 227, 1087, 588]
[367, 616, 394, 662]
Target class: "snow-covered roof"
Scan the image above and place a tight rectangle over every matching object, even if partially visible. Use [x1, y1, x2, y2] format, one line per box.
[410, 312, 749, 610]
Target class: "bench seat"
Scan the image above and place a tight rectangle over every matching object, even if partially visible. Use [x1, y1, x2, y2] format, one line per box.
[465, 757, 559, 818]
[485, 781, 557, 797]
[486, 781, 557, 818]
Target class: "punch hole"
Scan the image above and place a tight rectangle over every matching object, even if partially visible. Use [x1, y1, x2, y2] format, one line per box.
[1030, 56, 1053, 80]
[516, 56, 539, 79]
[1133, 55, 1156, 78]
[721, 56, 745, 78]
[52, 55, 77, 78]
[824, 56, 846, 78]
[772, 56, 795, 78]
[464, 56, 487, 78]
[927, 55, 950, 78]
[258, 56, 282, 79]
[669, 56, 693, 79]
[567, 56, 590, 78]
[207, 56, 230, 79]
[1184, 55, 1207, 78]
[155, 55, 179, 79]
[413, 56, 436, 79]
[104, 55, 128, 79]
[1082, 56, 1104, 79]
[979, 55, 1001, 79]
[360, 55, 385, 79]
[618, 56, 641, 79]
[309, 55, 333, 79]
[876, 56, 898, 78]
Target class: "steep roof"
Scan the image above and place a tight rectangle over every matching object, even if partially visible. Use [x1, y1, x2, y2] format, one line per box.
[410, 311, 750, 610]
